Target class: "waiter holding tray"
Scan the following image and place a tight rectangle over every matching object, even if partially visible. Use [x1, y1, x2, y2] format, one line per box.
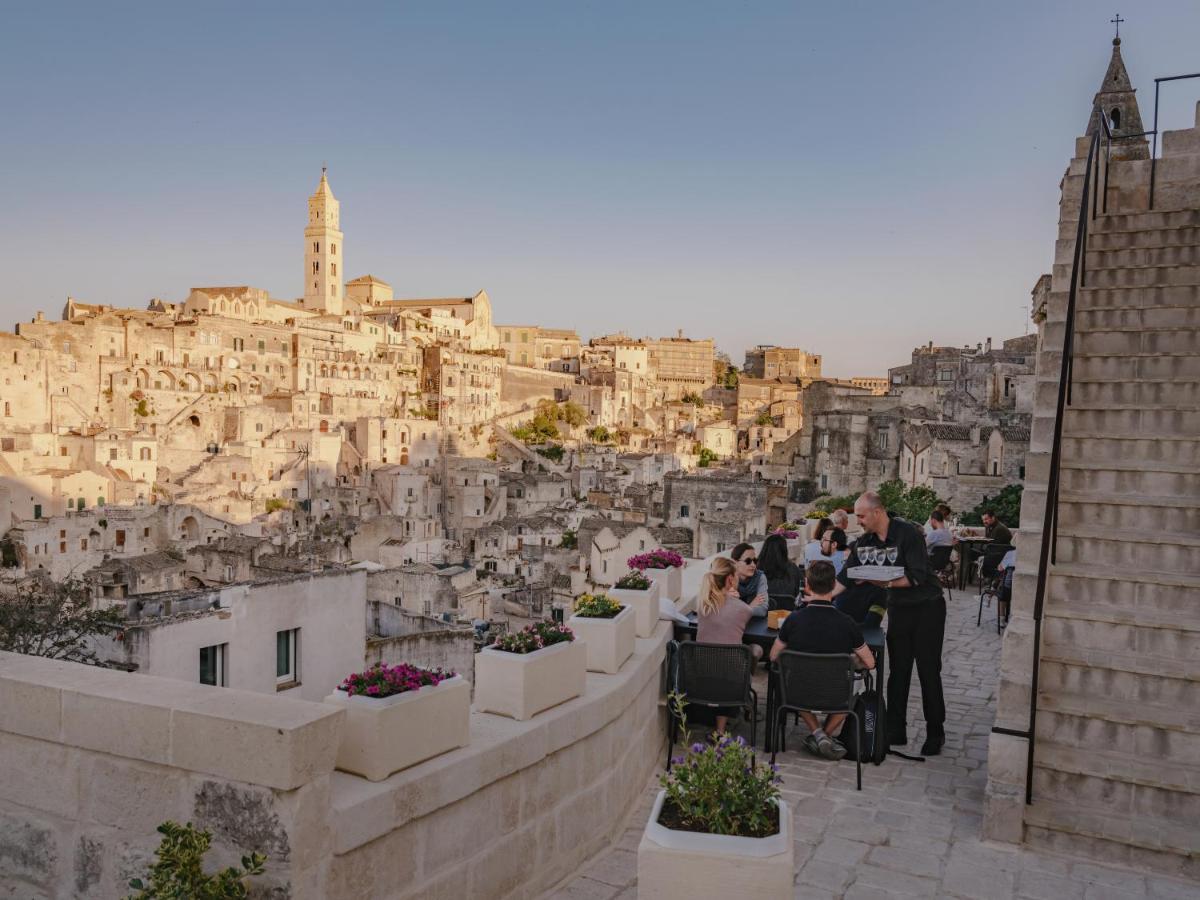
[832, 490, 946, 756]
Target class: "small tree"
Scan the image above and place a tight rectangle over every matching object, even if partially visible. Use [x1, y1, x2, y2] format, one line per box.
[697, 447, 717, 468]
[0, 577, 123, 664]
[876, 479, 943, 525]
[961, 483, 1023, 527]
[559, 529, 578, 550]
[561, 401, 586, 428]
[126, 821, 266, 899]
[587, 425, 610, 444]
[754, 411, 773, 427]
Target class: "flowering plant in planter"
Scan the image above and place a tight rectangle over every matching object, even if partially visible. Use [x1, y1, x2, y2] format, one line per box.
[337, 662, 455, 699]
[615, 570, 652, 590]
[628, 549, 684, 571]
[491, 621, 574, 654]
[660, 696, 783, 838]
[770, 527, 799, 539]
[573, 593, 623, 618]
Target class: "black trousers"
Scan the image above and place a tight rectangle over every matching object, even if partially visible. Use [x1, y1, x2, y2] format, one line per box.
[886, 595, 946, 739]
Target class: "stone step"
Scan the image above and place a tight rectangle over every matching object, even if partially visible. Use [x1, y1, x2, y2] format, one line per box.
[1054, 526, 1200, 577]
[1040, 377, 1200, 409]
[1036, 698, 1199, 751]
[1024, 816, 1194, 880]
[1027, 771, 1200, 858]
[1060, 434, 1200, 467]
[1041, 653, 1196, 706]
[1038, 562, 1200, 622]
[1085, 225, 1200, 251]
[1093, 209, 1200, 233]
[1073, 325, 1200, 356]
[1062, 404, 1200, 438]
[1058, 459, 1200, 496]
[1073, 303, 1200, 330]
[1057, 490, 1200, 533]
[1067, 352, 1200, 382]
[1083, 264, 1200, 289]
[1077, 283, 1200, 310]
[1086, 243, 1200, 269]
[1042, 613, 1200, 666]
[1034, 741, 1199, 800]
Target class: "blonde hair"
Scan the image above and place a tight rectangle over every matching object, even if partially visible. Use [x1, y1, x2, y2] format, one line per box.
[699, 557, 737, 617]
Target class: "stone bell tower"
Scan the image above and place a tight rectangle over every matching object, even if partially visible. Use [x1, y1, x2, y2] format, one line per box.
[303, 168, 345, 314]
[1085, 33, 1149, 161]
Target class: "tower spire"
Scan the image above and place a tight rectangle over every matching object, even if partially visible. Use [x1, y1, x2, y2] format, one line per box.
[1086, 25, 1148, 161]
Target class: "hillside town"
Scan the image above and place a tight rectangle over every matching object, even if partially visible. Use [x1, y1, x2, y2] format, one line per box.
[0, 169, 1037, 675]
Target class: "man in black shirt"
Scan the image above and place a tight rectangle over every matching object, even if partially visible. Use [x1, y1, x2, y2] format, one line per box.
[771, 562, 875, 760]
[834, 491, 947, 755]
[983, 510, 1013, 547]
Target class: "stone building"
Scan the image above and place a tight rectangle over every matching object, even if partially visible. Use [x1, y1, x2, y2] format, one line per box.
[644, 333, 715, 400]
[742, 345, 822, 380]
[661, 472, 768, 537]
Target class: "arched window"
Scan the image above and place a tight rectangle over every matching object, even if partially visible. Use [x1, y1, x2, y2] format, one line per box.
[1110, 107, 1121, 129]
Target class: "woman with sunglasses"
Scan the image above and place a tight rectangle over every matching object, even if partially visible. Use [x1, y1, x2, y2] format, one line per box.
[730, 543, 769, 617]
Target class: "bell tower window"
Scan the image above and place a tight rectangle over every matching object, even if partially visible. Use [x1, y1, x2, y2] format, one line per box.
[1110, 107, 1121, 129]
[313, 241, 319, 253]
[312, 261, 319, 274]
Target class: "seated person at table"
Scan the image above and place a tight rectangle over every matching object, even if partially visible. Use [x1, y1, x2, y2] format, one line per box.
[759, 534, 802, 606]
[925, 503, 952, 536]
[925, 510, 954, 550]
[998, 547, 1016, 627]
[982, 509, 1013, 547]
[731, 543, 769, 617]
[804, 519, 845, 572]
[696, 556, 767, 734]
[770, 562, 875, 760]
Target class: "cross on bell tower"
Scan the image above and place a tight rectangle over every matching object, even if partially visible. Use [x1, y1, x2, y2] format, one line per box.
[1110, 13, 1124, 42]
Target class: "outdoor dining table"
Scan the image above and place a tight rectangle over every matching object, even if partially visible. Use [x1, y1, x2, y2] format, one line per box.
[954, 536, 992, 590]
[672, 612, 885, 751]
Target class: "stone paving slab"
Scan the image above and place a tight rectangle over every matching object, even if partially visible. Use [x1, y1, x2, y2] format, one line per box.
[545, 588, 1198, 899]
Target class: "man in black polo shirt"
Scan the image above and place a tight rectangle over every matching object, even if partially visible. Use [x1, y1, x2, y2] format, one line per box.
[834, 491, 946, 755]
[771, 561, 875, 760]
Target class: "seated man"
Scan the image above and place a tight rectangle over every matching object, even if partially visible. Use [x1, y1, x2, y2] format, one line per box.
[925, 509, 953, 550]
[770, 561, 875, 761]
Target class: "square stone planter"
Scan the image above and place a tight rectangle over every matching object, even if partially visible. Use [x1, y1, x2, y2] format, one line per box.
[638, 790, 793, 899]
[323, 674, 470, 782]
[785, 538, 802, 562]
[608, 581, 661, 637]
[567, 604, 636, 674]
[473, 639, 587, 720]
[643, 565, 683, 603]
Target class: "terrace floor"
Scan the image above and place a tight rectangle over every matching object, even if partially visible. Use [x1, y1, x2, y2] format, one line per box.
[545, 588, 1196, 899]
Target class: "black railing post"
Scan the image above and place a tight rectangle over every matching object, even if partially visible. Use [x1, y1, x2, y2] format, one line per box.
[1150, 80, 1161, 210]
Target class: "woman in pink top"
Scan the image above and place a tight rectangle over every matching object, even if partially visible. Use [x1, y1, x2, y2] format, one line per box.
[695, 557, 766, 734]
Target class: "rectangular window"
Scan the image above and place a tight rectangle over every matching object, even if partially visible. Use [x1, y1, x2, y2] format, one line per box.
[276, 629, 299, 687]
[115, 529, 126, 547]
[313, 241, 319, 253]
[331, 263, 337, 276]
[820, 474, 828, 490]
[199, 643, 227, 686]
[331, 243, 337, 255]
[877, 430, 889, 450]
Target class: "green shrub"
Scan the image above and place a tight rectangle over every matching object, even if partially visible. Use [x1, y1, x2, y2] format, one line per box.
[876, 479, 943, 525]
[960, 483, 1023, 527]
[697, 447, 717, 467]
[126, 821, 266, 899]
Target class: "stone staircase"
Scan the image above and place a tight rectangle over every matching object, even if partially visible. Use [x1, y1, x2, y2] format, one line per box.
[985, 103, 1200, 879]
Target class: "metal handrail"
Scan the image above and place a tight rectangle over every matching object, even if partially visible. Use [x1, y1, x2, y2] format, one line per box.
[1150, 73, 1200, 209]
[990, 113, 1107, 805]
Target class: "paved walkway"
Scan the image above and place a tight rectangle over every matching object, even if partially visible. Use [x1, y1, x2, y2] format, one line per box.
[546, 589, 1196, 899]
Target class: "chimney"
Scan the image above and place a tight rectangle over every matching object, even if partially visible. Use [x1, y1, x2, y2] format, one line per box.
[986, 337, 993, 352]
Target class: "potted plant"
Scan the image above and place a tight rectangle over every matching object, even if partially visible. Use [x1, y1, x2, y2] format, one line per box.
[608, 570, 661, 638]
[473, 621, 586, 721]
[567, 593, 636, 674]
[628, 548, 685, 603]
[638, 698, 792, 898]
[324, 662, 469, 782]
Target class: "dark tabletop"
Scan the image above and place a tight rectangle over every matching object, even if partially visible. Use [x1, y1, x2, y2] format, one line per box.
[677, 612, 884, 652]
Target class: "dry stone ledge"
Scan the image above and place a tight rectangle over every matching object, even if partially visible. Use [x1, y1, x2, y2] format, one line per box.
[0, 650, 343, 791]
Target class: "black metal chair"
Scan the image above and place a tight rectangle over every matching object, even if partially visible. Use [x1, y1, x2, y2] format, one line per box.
[929, 544, 955, 600]
[665, 640, 758, 769]
[976, 543, 1012, 627]
[770, 651, 862, 789]
[768, 593, 798, 612]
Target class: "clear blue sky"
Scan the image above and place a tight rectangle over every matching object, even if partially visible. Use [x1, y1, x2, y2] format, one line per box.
[2, 2, 1198, 377]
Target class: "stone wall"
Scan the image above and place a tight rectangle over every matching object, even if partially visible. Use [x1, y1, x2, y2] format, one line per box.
[0, 619, 670, 898]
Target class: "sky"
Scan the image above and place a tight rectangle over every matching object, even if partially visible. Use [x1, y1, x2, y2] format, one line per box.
[2, 2, 1199, 378]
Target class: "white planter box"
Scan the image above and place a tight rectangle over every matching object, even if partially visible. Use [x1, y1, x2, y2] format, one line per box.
[473, 639, 587, 721]
[644, 565, 683, 603]
[785, 538, 802, 562]
[323, 674, 470, 782]
[638, 790, 793, 899]
[567, 604, 636, 674]
[608, 581, 661, 637]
